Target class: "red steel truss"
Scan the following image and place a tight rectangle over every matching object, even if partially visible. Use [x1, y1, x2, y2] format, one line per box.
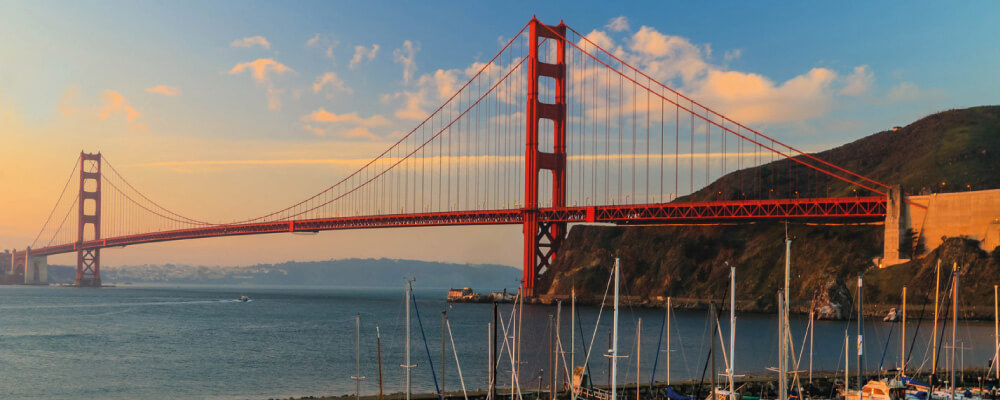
[23, 196, 885, 258]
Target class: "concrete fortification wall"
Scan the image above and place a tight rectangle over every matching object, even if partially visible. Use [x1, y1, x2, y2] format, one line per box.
[885, 188, 1000, 265]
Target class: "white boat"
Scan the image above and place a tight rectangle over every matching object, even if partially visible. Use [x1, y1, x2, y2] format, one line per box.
[705, 388, 739, 400]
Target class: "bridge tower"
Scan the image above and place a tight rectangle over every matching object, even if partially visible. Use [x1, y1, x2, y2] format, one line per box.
[522, 18, 567, 297]
[76, 152, 102, 287]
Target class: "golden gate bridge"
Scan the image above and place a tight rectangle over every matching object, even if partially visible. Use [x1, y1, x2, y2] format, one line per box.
[12, 18, 894, 295]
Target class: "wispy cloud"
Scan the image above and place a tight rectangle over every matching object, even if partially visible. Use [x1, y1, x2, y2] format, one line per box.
[145, 85, 182, 97]
[606, 16, 629, 32]
[840, 65, 873, 96]
[350, 44, 379, 69]
[228, 58, 294, 110]
[228, 59, 293, 84]
[98, 90, 146, 131]
[306, 33, 339, 64]
[301, 109, 389, 126]
[230, 36, 271, 50]
[134, 158, 370, 167]
[300, 108, 390, 140]
[312, 72, 352, 95]
[393, 40, 419, 84]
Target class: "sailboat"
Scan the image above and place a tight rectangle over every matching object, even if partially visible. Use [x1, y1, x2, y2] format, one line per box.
[708, 263, 740, 400]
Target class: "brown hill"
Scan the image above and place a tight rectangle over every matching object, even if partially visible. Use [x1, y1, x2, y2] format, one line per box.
[537, 106, 1000, 318]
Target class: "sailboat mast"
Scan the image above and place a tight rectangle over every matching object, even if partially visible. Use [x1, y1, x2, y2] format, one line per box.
[951, 263, 959, 400]
[637, 318, 641, 400]
[729, 265, 736, 400]
[355, 313, 363, 400]
[492, 303, 498, 400]
[778, 291, 786, 400]
[710, 302, 717, 400]
[487, 322, 492, 399]
[809, 310, 814, 385]
[557, 300, 562, 397]
[442, 311, 447, 396]
[667, 296, 671, 386]
[844, 335, 849, 394]
[783, 234, 792, 398]
[571, 287, 576, 400]
[901, 286, 907, 376]
[857, 273, 863, 395]
[933, 259, 941, 378]
[612, 257, 620, 400]
[377, 326, 384, 400]
[406, 281, 412, 400]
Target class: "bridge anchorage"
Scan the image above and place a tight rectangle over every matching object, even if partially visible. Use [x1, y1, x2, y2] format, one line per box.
[14, 17, 914, 292]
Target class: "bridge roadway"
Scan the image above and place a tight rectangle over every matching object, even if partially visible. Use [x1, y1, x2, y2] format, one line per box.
[23, 196, 885, 257]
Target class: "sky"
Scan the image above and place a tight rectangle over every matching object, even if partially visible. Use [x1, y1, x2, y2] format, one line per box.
[1, 1, 998, 268]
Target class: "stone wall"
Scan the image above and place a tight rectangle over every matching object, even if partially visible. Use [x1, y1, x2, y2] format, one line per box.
[908, 189, 1000, 253]
[885, 188, 1000, 266]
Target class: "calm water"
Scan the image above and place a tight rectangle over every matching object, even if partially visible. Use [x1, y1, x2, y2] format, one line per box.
[0, 285, 995, 399]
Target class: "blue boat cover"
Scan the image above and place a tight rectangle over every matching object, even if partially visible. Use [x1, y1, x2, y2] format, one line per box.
[901, 377, 931, 390]
[665, 386, 695, 400]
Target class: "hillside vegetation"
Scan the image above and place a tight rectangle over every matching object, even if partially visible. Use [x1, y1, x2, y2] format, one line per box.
[539, 106, 1000, 318]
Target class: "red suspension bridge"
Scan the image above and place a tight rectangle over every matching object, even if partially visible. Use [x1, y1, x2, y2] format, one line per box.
[13, 19, 895, 294]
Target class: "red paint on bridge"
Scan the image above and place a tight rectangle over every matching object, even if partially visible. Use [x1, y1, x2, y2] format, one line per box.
[15, 18, 893, 294]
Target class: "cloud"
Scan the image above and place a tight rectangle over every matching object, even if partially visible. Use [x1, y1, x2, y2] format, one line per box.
[887, 82, 921, 102]
[840, 65, 873, 96]
[627, 26, 710, 83]
[723, 49, 742, 63]
[301, 108, 390, 126]
[230, 36, 271, 50]
[306, 34, 339, 64]
[606, 16, 629, 32]
[380, 67, 464, 120]
[300, 108, 390, 140]
[228, 59, 294, 110]
[312, 72, 353, 95]
[98, 90, 146, 131]
[393, 40, 419, 84]
[582, 29, 615, 50]
[688, 68, 838, 124]
[145, 85, 182, 97]
[884, 82, 945, 103]
[306, 34, 321, 47]
[350, 44, 380, 69]
[568, 24, 893, 127]
[228, 58, 293, 84]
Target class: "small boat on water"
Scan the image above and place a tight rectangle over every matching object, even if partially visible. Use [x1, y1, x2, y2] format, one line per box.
[840, 380, 906, 400]
[239, 295, 250, 302]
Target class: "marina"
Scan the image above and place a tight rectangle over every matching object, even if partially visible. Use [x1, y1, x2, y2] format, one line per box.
[350, 238, 1000, 400]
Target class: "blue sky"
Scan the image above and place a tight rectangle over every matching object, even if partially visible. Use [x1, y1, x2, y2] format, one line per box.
[1, 1, 998, 267]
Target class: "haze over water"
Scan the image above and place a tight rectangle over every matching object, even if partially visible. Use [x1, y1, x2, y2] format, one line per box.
[0, 285, 994, 399]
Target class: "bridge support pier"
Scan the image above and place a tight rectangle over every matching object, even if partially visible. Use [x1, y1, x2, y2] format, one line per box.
[75, 152, 102, 287]
[522, 18, 567, 298]
[882, 185, 907, 267]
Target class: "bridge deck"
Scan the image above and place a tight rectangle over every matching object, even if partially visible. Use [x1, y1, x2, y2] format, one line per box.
[22, 196, 885, 257]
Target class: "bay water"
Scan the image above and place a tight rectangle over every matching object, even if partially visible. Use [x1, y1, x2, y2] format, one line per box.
[0, 285, 994, 399]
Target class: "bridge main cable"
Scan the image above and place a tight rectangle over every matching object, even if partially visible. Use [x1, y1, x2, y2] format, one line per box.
[553, 23, 891, 196]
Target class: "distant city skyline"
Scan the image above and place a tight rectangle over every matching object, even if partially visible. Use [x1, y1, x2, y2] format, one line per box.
[2, 1, 998, 268]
